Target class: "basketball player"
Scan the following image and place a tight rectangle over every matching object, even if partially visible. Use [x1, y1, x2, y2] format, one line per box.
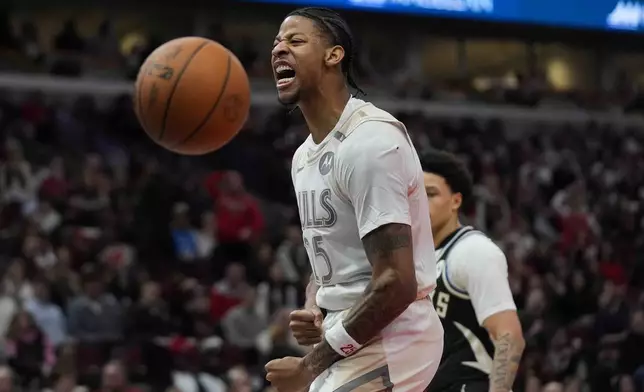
[421, 149, 525, 392]
[264, 7, 443, 392]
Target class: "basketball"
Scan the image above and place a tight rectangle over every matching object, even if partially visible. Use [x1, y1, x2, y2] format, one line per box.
[134, 37, 251, 155]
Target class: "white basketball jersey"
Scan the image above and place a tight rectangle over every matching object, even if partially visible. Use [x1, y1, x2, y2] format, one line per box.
[291, 98, 437, 311]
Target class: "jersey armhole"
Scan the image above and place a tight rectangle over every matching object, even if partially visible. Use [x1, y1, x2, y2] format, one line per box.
[442, 230, 482, 298]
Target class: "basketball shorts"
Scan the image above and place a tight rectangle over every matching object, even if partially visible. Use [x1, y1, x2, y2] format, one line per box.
[309, 298, 444, 392]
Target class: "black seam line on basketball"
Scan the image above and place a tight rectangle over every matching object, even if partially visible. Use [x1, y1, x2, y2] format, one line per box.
[173, 53, 232, 148]
[157, 41, 210, 142]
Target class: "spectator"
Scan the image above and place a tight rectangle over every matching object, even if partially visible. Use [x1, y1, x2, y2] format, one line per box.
[37, 157, 69, 206]
[221, 288, 265, 353]
[126, 281, 175, 389]
[170, 202, 200, 262]
[541, 382, 564, 392]
[67, 270, 123, 343]
[46, 246, 81, 307]
[214, 171, 264, 259]
[4, 311, 55, 388]
[30, 200, 62, 235]
[99, 361, 141, 392]
[255, 263, 300, 322]
[43, 372, 88, 392]
[53, 20, 85, 53]
[0, 367, 15, 392]
[22, 234, 57, 270]
[274, 224, 308, 283]
[25, 280, 67, 348]
[0, 282, 17, 337]
[90, 20, 120, 60]
[66, 157, 110, 228]
[0, 139, 36, 214]
[210, 262, 251, 322]
[127, 281, 173, 340]
[196, 210, 217, 260]
[17, 21, 43, 64]
[596, 282, 630, 338]
[248, 242, 275, 284]
[171, 338, 227, 392]
[2, 259, 34, 302]
[226, 366, 256, 392]
[256, 308, 306, 363]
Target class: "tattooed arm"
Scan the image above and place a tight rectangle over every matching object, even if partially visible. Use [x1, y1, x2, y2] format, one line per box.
[484, 311, 525, 392]
[449, 235, 524, 392]
[302, 223, 417, 376]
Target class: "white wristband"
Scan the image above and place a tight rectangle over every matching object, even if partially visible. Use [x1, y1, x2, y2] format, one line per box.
[324, 322, 362, 357]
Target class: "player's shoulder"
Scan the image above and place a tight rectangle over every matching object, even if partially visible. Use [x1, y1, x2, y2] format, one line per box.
[451, 232, 507, 265]
[336, 119, 408, 159]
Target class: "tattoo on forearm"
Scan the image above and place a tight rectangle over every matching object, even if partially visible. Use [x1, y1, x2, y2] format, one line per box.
[490, 332, 524, 392]
[344, 224, 413, 344]
[303, 224, 416, 376]
[302, 340, 342, 376]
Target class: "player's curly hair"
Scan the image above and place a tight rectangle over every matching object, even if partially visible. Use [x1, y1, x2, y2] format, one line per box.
[420, 149, 473, 206]
[287, 7, 365, 96]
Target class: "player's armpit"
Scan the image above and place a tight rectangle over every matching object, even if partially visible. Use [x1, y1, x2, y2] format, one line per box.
[301, 223, 417, 377]
[483, 310, 525, 392]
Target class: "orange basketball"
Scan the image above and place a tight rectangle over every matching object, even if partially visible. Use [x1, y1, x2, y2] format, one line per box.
[134, 37, 251, 155]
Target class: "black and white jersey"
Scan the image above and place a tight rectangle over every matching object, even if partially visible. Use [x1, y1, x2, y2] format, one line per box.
[426, 226, 516, 392]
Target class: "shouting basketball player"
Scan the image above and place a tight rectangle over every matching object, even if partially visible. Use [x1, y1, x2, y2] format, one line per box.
[265, 7, 444, 392]
[421, 149, 525, 392]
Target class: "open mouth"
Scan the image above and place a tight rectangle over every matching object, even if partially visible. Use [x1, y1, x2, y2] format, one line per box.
[275, 65, 296, 88]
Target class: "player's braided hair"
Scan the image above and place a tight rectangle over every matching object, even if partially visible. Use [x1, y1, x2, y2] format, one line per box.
[287, 7, 365, 96]
[420, 149, 474, 208]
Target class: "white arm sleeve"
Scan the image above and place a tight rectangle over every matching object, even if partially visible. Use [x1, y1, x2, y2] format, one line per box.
[334, 122, 412, 239]
[447, 235, 517, 325]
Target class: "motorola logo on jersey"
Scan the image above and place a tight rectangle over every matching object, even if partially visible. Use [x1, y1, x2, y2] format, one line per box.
[298, 188, 338, 229]
[319, 152, 334, 176]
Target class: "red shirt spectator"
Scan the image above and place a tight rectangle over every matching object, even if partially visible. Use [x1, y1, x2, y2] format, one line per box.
[210, 171, 264, 244]
[39, 157, 68, 202]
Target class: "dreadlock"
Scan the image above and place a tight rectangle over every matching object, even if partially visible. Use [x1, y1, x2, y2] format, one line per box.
[287, 7, 365, 97]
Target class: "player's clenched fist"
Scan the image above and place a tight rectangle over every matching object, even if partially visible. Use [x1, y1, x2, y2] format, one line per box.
[289, 307, 324, 346]
[265, 357, 314, 392]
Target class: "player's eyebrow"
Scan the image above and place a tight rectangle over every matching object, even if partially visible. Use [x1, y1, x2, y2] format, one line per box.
[274, 32, 306, 42]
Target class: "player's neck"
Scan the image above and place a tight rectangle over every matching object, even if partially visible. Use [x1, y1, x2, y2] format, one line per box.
[434, 219, 461, 248]
[300, 87, 351, 144]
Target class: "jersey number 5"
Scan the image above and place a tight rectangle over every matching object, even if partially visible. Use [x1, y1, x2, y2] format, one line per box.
[304, 236, 333, 284]
[431, 291, 450, 318]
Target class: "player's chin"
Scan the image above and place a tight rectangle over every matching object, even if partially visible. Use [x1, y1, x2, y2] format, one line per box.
[276, 81, 300, 106]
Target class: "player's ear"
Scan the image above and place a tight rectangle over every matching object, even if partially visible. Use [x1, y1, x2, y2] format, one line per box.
[451, 192, 463, 212]
[324, 45, 345, 68]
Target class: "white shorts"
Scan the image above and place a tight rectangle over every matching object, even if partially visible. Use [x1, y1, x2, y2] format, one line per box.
[310, 298, 444, 392]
